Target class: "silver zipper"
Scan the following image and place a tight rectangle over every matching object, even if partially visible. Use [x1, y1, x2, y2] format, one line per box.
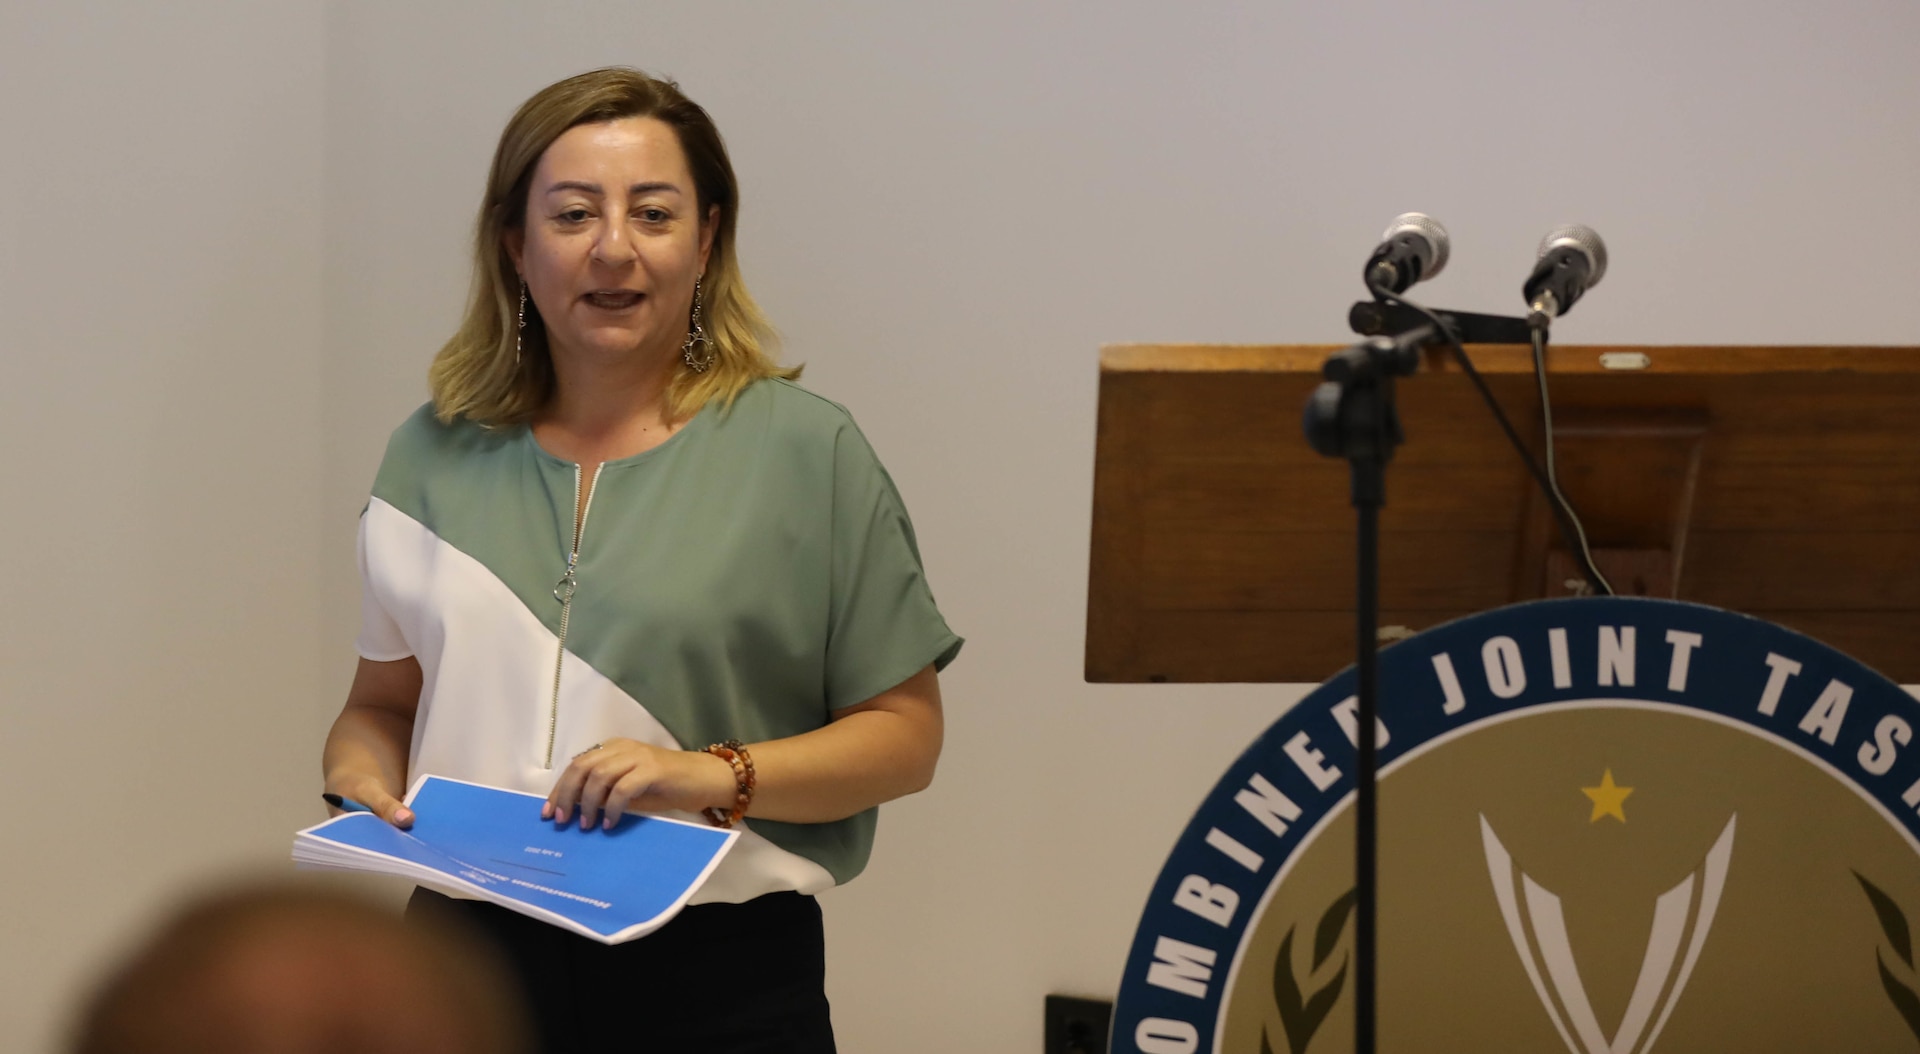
[545, 463, 599, 768]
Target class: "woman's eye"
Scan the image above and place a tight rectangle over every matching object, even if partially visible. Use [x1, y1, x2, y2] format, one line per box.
[638, 208, 669, 223]
[558, 209, 591, 223]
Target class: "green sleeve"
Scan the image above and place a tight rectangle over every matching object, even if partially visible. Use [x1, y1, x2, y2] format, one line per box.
[823, 421, 963, 710]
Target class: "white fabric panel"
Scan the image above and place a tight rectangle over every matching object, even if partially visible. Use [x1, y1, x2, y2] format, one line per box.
[358, 496, 835, 903]
[353, 507, 412, 662]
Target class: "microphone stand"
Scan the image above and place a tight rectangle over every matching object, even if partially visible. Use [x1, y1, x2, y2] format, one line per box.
[1307, 297, 1534, 1053]
[1302, 324, 1429, 1054]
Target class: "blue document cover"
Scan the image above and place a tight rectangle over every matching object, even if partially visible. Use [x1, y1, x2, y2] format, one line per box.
[293, 776, 738, 944]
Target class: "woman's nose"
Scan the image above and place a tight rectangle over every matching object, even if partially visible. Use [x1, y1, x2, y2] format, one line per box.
[590, 219, 638, 266]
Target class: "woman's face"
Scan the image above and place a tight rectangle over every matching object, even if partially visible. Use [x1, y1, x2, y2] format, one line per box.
[507, 116, 715, 371]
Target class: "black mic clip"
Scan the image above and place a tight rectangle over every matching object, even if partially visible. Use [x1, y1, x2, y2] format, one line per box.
[1322, 326, 1431, 388]
[1304, 325, 1434, 486]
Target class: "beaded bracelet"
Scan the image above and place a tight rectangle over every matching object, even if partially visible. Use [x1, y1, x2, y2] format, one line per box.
[703, 739, 757, 829]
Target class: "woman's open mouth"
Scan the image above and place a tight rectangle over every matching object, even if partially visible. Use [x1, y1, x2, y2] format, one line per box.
[583, 290, 644, 311]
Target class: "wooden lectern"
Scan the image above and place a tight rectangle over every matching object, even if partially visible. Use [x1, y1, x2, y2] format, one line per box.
[1086, 344, 1920, 684]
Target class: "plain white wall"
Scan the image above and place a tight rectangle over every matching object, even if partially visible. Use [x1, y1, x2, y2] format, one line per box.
[0, 3, 328, 1052]
[8, 1, 1920, 1051]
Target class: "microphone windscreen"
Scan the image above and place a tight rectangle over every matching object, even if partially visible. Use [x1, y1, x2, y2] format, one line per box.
[1381, 212, 1451, 280]
[1535, 225, 1608, 288]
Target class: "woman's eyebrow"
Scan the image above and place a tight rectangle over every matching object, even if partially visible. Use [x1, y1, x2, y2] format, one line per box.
[543, 180, 683, 197]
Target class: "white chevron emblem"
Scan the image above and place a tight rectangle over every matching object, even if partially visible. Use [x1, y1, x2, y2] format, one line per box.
[1479, 813, 1737, 1054]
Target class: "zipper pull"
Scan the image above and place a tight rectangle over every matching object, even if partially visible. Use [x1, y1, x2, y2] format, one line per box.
[553, 552, 578, 604]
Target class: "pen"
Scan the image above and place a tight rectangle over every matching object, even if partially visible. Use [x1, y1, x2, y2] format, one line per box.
[321, 793, 374, 814]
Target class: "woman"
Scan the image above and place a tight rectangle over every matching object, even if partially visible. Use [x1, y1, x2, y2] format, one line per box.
[321, 67, 961, 1052]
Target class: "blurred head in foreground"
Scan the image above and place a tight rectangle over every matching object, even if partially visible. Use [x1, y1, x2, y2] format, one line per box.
[69, 882, 531, 1054]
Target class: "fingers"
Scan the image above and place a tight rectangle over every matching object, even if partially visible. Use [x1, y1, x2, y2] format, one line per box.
[329, 779, 413, 829]
[375, 791, 416, 829]
[575, 760, 618, 830]
[600, 769, 655, 830]
[544, 740, 661, 830]
[544, 740, 621, 825]
[543, 756, 590, 824]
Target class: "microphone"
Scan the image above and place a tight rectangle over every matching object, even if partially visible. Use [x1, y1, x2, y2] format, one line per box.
[1365, 213, 1450, 295]
[1523, 224, 1608, 326]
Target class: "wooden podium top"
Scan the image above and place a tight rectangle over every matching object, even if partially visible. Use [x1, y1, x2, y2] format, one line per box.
[1086, 343, 1920, 684]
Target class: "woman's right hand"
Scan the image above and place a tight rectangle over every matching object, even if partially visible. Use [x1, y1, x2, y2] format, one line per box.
[322, 657, 426, 829]
[324, 773, 415, 828]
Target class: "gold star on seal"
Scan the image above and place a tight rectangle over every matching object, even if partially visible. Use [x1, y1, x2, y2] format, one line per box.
[1582, 769, 1633, 823]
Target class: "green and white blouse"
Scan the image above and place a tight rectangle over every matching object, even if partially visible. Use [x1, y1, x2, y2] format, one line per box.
[356, 378, 963, 902]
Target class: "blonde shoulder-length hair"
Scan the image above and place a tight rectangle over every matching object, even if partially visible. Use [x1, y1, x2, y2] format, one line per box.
[429, 67, 798, 427]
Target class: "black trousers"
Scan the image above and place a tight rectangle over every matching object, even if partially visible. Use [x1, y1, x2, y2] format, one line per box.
[408, 888, 837, 1053]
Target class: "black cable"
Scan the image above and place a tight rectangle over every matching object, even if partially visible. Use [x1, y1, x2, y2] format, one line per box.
[1363, 279, 1614, 596]
[1529, 325, 1614, 595]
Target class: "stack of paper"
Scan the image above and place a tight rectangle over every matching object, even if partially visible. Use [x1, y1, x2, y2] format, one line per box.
[293, 775, 737, 944]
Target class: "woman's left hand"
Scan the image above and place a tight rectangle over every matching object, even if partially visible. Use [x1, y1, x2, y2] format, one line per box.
[542, 738, 734, 830]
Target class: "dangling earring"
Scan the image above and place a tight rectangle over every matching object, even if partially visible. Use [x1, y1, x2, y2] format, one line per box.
[681, 277, 714, 373]
[515, 281, 528, 370]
